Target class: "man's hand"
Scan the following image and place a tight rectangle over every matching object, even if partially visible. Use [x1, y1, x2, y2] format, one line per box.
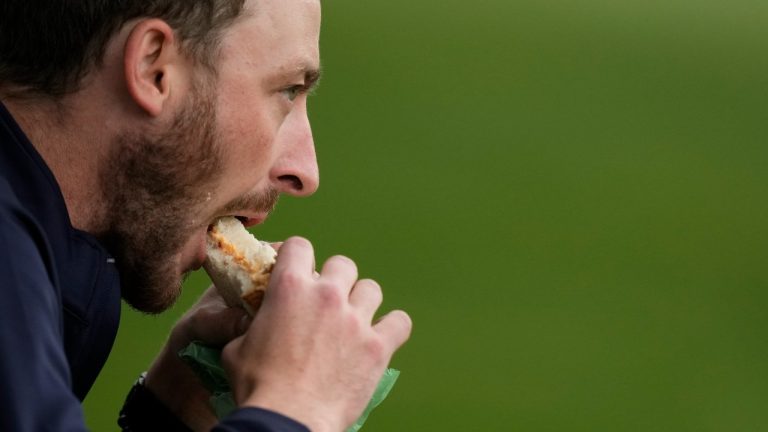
[144, 286, 251, 431]
[222, 237, 413, 432]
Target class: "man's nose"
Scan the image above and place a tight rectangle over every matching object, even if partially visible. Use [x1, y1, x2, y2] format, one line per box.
[269, 107, 320, 197]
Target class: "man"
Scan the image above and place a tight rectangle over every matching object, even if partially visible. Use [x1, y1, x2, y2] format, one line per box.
[0, 0, 412, 430]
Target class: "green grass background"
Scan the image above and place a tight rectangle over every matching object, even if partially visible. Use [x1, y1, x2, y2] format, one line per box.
[85, 0, 768, 430]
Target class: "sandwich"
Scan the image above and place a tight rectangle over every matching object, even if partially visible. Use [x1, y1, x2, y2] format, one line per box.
[199, 218, 403, 428]
[203, 217, 276, 315]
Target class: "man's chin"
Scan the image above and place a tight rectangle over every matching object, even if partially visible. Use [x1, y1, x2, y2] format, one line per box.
[122, 286, 182, 315]
[119, 268, 184, 315]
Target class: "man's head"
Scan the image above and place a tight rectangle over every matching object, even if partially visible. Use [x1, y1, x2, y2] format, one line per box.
[1, 0, 322, 313]
[0, 0, 246, 97]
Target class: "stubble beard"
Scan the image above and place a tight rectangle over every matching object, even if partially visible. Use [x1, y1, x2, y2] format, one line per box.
[100, 83, 223, 314]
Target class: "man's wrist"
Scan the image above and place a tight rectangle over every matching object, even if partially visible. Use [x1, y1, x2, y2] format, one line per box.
[145, 344, 219, 431]
[118, 373, 193, 432]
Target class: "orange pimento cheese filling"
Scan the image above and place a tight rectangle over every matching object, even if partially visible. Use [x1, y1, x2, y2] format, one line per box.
[208, 229, 271, 284]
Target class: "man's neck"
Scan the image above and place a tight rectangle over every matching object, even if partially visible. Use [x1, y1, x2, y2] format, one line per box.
[2, 94, 112, 234]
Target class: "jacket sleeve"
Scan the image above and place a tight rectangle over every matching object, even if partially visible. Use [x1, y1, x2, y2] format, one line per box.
[0, 197, 88, 431]
[214, 408, 310, 432]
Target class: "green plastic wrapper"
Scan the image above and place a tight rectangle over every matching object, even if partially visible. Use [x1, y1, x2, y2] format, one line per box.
[179, 342, 400, 431]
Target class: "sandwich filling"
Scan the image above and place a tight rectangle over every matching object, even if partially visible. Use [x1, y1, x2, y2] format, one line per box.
[204, 217, 276, 314]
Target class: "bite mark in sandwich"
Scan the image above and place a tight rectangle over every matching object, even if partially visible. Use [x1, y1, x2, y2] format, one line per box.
[203, 217, 276, 315]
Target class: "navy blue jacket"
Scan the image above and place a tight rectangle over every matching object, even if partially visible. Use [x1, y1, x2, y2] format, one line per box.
[0, 102, 307, 431]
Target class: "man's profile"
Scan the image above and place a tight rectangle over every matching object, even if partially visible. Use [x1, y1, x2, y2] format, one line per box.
[0, 0, 412, 430]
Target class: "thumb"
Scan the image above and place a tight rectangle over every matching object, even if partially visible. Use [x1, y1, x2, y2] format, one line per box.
[189, 305, 252, 348]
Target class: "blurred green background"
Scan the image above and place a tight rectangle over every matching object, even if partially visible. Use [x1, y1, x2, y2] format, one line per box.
[85, 0, 768, 430]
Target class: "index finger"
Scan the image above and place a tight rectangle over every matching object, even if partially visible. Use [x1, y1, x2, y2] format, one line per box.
[272, 236, 316, 278]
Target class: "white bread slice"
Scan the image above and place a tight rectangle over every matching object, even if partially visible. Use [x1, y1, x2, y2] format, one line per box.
[203, 217, 276, 315]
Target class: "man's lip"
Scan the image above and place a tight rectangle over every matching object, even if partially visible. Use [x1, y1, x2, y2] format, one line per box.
[194, 233, 208, 270]
[240, 215, 266, 227]
[207, 211, 268, 224]
[216, 212, 269, 228]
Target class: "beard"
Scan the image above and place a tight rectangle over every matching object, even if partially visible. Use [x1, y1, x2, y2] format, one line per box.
[100, 83, 222, 314]
[100, 81, 280, 314]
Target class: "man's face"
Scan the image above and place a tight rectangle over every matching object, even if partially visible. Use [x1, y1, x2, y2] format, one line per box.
[103, 0, 322, 313]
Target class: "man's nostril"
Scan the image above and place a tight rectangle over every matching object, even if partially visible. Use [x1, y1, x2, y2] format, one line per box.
[278, 174, 303, 191]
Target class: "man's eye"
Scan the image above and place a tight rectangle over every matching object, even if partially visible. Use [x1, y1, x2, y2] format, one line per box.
[283, 85, 303, 102]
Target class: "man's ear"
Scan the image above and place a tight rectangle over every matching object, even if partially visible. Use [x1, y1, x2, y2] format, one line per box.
[123, 19, 184, 117]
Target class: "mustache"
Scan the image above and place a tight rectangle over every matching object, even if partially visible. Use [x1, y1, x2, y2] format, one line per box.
[218, 187, 280, 216]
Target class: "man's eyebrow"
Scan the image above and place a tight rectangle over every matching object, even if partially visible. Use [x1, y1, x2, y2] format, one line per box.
[267, 62, 322, 92]
[283, 58, 322, 84]
[304, 67, 322, 91]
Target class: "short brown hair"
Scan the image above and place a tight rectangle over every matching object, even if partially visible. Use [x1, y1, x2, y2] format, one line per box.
[0, 0, 247, 97]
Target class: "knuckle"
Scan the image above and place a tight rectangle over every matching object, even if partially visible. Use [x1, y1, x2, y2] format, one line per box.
[380, 310, 413, 342]
[285, 236, 312, 250]
[344, 311, 364, 331]
[392, 310, 413, 334]
[359, 278, 380, 288]
[277, 269, 305, 288]
[328, 254, 355, 267]
[318, 283, 344, 308]
[186, 310, 205, 331]
[361, 279, 382, 299]
[324, 255, 357, 276]
[364, 336, 387, 362]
